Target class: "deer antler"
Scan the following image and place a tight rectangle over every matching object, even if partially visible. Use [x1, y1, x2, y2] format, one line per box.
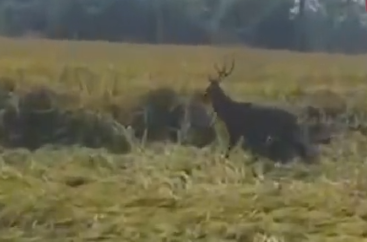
[213, 58, 235, 81]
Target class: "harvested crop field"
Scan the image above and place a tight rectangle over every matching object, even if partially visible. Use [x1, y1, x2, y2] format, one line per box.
[0, 37, 367, 241]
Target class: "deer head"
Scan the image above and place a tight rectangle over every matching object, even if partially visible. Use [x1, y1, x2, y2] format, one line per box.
[203, 58, 235, 102]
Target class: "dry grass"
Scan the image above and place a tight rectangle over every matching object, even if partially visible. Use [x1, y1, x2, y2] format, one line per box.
[0, 37, 367, 241]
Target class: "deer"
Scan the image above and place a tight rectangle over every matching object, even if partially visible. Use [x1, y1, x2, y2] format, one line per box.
[203, 58, 317, 163]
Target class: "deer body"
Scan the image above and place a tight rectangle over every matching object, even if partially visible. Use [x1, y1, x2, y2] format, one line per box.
[204, 59, 314, 162]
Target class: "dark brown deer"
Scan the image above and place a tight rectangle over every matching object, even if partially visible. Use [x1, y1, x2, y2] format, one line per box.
[204, 59, 316, 163]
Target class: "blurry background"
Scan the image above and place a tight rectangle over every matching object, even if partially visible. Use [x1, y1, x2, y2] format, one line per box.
[0, 0, 366, 54]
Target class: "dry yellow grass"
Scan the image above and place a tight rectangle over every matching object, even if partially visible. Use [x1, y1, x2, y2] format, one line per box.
[0, 37, 367, 241]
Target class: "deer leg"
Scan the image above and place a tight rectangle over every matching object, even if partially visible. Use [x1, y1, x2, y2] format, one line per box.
[293, 140, 317, 161]
[282, 129, 315, 162]
[224, 133, 240, 158]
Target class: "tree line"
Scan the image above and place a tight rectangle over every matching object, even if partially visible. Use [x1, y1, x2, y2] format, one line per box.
[0, 0, 366, 53]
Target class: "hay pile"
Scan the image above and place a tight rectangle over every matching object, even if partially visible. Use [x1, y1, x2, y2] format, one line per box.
[128, 87, 216, 147]
[4, 83, 359, 155]
[301, 89, 347, 119]
[299, 89, 367, 141]
[0, 84, 217, 153]
[0, 86, 131, 154]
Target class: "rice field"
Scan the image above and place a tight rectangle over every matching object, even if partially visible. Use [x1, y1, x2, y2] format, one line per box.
[0, 37, 367, 242]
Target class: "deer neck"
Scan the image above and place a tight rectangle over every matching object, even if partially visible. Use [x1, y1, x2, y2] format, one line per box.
[211, 92, 234, 119]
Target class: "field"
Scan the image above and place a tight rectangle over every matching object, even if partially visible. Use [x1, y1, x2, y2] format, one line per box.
[1, 37, 367, 241]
